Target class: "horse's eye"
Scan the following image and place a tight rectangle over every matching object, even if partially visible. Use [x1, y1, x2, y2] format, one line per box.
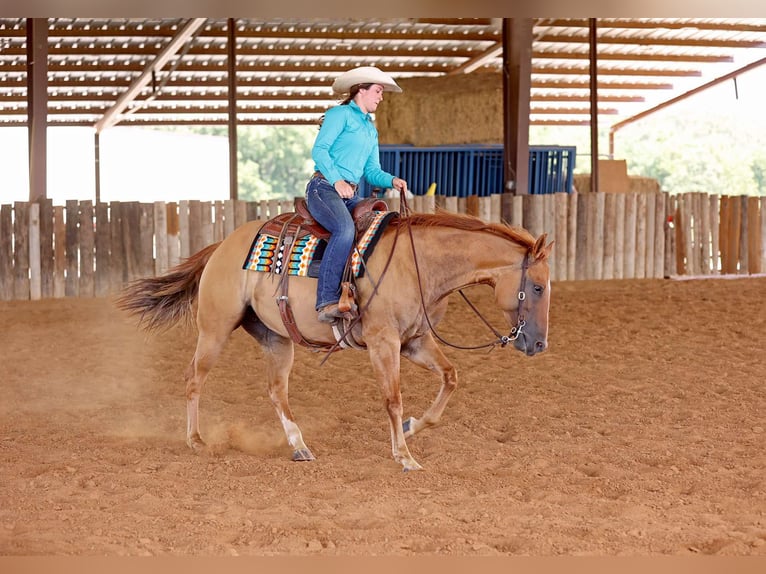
[533, 284, 544, 295]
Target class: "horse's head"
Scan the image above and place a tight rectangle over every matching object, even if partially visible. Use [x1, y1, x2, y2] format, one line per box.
[494, 234, 554, 356]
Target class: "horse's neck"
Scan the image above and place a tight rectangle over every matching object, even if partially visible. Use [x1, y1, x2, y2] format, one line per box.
[405, 226, 525, 295]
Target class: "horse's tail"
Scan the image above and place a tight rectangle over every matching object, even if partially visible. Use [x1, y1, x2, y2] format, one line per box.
[115, 242, 221, 332]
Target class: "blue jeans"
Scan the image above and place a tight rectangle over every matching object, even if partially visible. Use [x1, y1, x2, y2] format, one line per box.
[305, 175, 363, 310]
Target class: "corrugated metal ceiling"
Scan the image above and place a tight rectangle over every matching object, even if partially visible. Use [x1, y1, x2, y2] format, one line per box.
[1, 17, 765, 129]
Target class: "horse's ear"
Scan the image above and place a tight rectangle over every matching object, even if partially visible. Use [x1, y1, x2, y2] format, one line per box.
[533, 234, 554, 261]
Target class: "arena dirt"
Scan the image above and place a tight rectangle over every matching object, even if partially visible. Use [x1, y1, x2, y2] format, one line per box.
[1, 277, 765, 556]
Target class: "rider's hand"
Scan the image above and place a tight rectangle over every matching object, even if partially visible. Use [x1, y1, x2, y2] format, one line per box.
[392, 177, 409, 195]
[335, 180, 356, 199]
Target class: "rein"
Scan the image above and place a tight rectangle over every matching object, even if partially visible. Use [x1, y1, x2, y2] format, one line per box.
[403, 202, 531, 351]
[322, 189, 531, 360]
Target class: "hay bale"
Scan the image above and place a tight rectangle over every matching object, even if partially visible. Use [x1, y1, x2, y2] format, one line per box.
[377, 73, 503, 146]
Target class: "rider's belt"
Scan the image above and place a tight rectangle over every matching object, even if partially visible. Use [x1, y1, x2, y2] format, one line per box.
[312, 171, 358, 192]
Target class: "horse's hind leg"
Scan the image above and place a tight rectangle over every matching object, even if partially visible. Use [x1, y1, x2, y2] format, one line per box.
[240, 310, 314, 462]
[185, 303, 244, 451]
[400, 333, 457, 439]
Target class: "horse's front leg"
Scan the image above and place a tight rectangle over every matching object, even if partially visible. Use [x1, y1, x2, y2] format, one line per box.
[368, 336, 422, 471]
[400, 332, 457, 439]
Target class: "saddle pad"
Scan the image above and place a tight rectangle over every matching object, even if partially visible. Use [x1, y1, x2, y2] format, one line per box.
[243, 210, 397, 279]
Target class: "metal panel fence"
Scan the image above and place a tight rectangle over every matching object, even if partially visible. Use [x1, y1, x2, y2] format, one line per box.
[361, 145, 576, 197]
[1, 192, 764, 301]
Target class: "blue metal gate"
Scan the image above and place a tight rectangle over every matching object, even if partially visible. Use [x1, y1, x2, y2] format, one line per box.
[360, 144, 575, 197]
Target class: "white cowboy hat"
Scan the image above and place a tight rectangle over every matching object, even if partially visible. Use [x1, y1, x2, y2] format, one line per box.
[332, 66, 402, 95]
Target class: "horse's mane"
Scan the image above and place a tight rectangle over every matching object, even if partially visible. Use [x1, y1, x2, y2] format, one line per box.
[390, 209, 536, 250]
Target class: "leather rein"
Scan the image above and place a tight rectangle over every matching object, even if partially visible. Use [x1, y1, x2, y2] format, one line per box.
[401, 200, 531, 351]
[321, 192, 532, 359]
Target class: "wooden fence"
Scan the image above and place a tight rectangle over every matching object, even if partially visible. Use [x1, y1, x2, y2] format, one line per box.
[1, 192, 764, 301]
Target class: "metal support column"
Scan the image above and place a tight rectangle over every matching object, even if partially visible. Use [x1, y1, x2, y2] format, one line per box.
[501, 18, 533, 215]
[589, 18, 599, 194]
[27, 18, 48, 202]
[227, 18, 239, 200]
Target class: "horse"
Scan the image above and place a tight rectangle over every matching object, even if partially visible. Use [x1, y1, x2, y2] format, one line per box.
[116, 209, 554, 471]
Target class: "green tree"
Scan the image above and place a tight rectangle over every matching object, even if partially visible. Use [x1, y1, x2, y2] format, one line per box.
[188, 124, 316, 201]
[236, 125, 316, 200]
[751, 149, 766, 195]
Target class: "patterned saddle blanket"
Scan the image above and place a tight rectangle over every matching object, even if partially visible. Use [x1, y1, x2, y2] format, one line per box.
[243, 210, 397, 279]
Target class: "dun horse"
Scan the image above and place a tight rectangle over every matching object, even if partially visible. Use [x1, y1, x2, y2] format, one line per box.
[117, 210, 553, 471]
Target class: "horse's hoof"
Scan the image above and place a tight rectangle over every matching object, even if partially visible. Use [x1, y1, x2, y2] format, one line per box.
[292, 448, 316, 462]
[187, 435, 208, 453]
[401, 459, 423, 472]
[402, 417, 416, 437]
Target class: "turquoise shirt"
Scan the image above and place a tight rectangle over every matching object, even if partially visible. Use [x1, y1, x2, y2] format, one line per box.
[312, 101, 395, 189]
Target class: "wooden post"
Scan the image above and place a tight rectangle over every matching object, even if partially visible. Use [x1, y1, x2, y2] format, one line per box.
[510, 195, 524, 228]
[718, 195, 730, 273]
[39, 198, 54, 298]
[554, 192, 568, 281]
[699, 192, 711, 274]
[526, 195, 544, 240]
[760, 196, 766, 274]
[567, 192, 578, 281]
[234, 199, 248, 229]
[664, 195, 675, 278]
[623, 193, 637, 279]
[575, 193, 589, 280]
[653, 193, 666, 278]
[674, 195, 686, 276]
[602, 193, 616, 280]
[466, 195, 479, 217]
[591, 192, 605, 280]
[246, 200, 259, 222]
[738, 195, 749, 274]
[212, 201, 224, 246]
[444, 196, 458, 215]
[635, 193, 647, 278]
[691, 192, 703, 275]
[178, 200, 190, 259]
[95, 202, 111, 296]
[188, 200, 203, 256]
[490, 194, 502, 223]
[154, 201, 169, 276]
[613, 193, 625, 279]
[747, 196, 761, 274]
[645, 192, 655, 279]
[268, 199, 280, 219]
[167, 202, 180, 269]
[122, 202, 141, 283]
[202, 201, 214, 245]
[727, 195, 741, 274]
[138, 203, 154, 279]
[78, 200, 95, 297]
[0, 204, 13, 300]
[65, 200, 79, 297]
[29, 202, 41, 300]
[423, 194, 436, 216]
[54, 205, 67, 297]
[708, 194, 720, 274]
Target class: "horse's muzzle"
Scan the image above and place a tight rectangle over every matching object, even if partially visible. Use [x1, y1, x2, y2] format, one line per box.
[514, 334, 547, 356]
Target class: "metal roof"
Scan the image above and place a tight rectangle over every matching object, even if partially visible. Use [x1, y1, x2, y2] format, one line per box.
[1, 17, 766, 130]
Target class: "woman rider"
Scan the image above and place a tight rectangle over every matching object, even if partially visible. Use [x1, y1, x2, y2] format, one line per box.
[307, 66, 409, 324]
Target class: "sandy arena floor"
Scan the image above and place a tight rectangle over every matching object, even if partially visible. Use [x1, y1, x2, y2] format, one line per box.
[1, 276, 765, 556]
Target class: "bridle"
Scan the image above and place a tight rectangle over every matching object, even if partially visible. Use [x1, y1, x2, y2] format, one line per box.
[406, 217, 532, 351]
